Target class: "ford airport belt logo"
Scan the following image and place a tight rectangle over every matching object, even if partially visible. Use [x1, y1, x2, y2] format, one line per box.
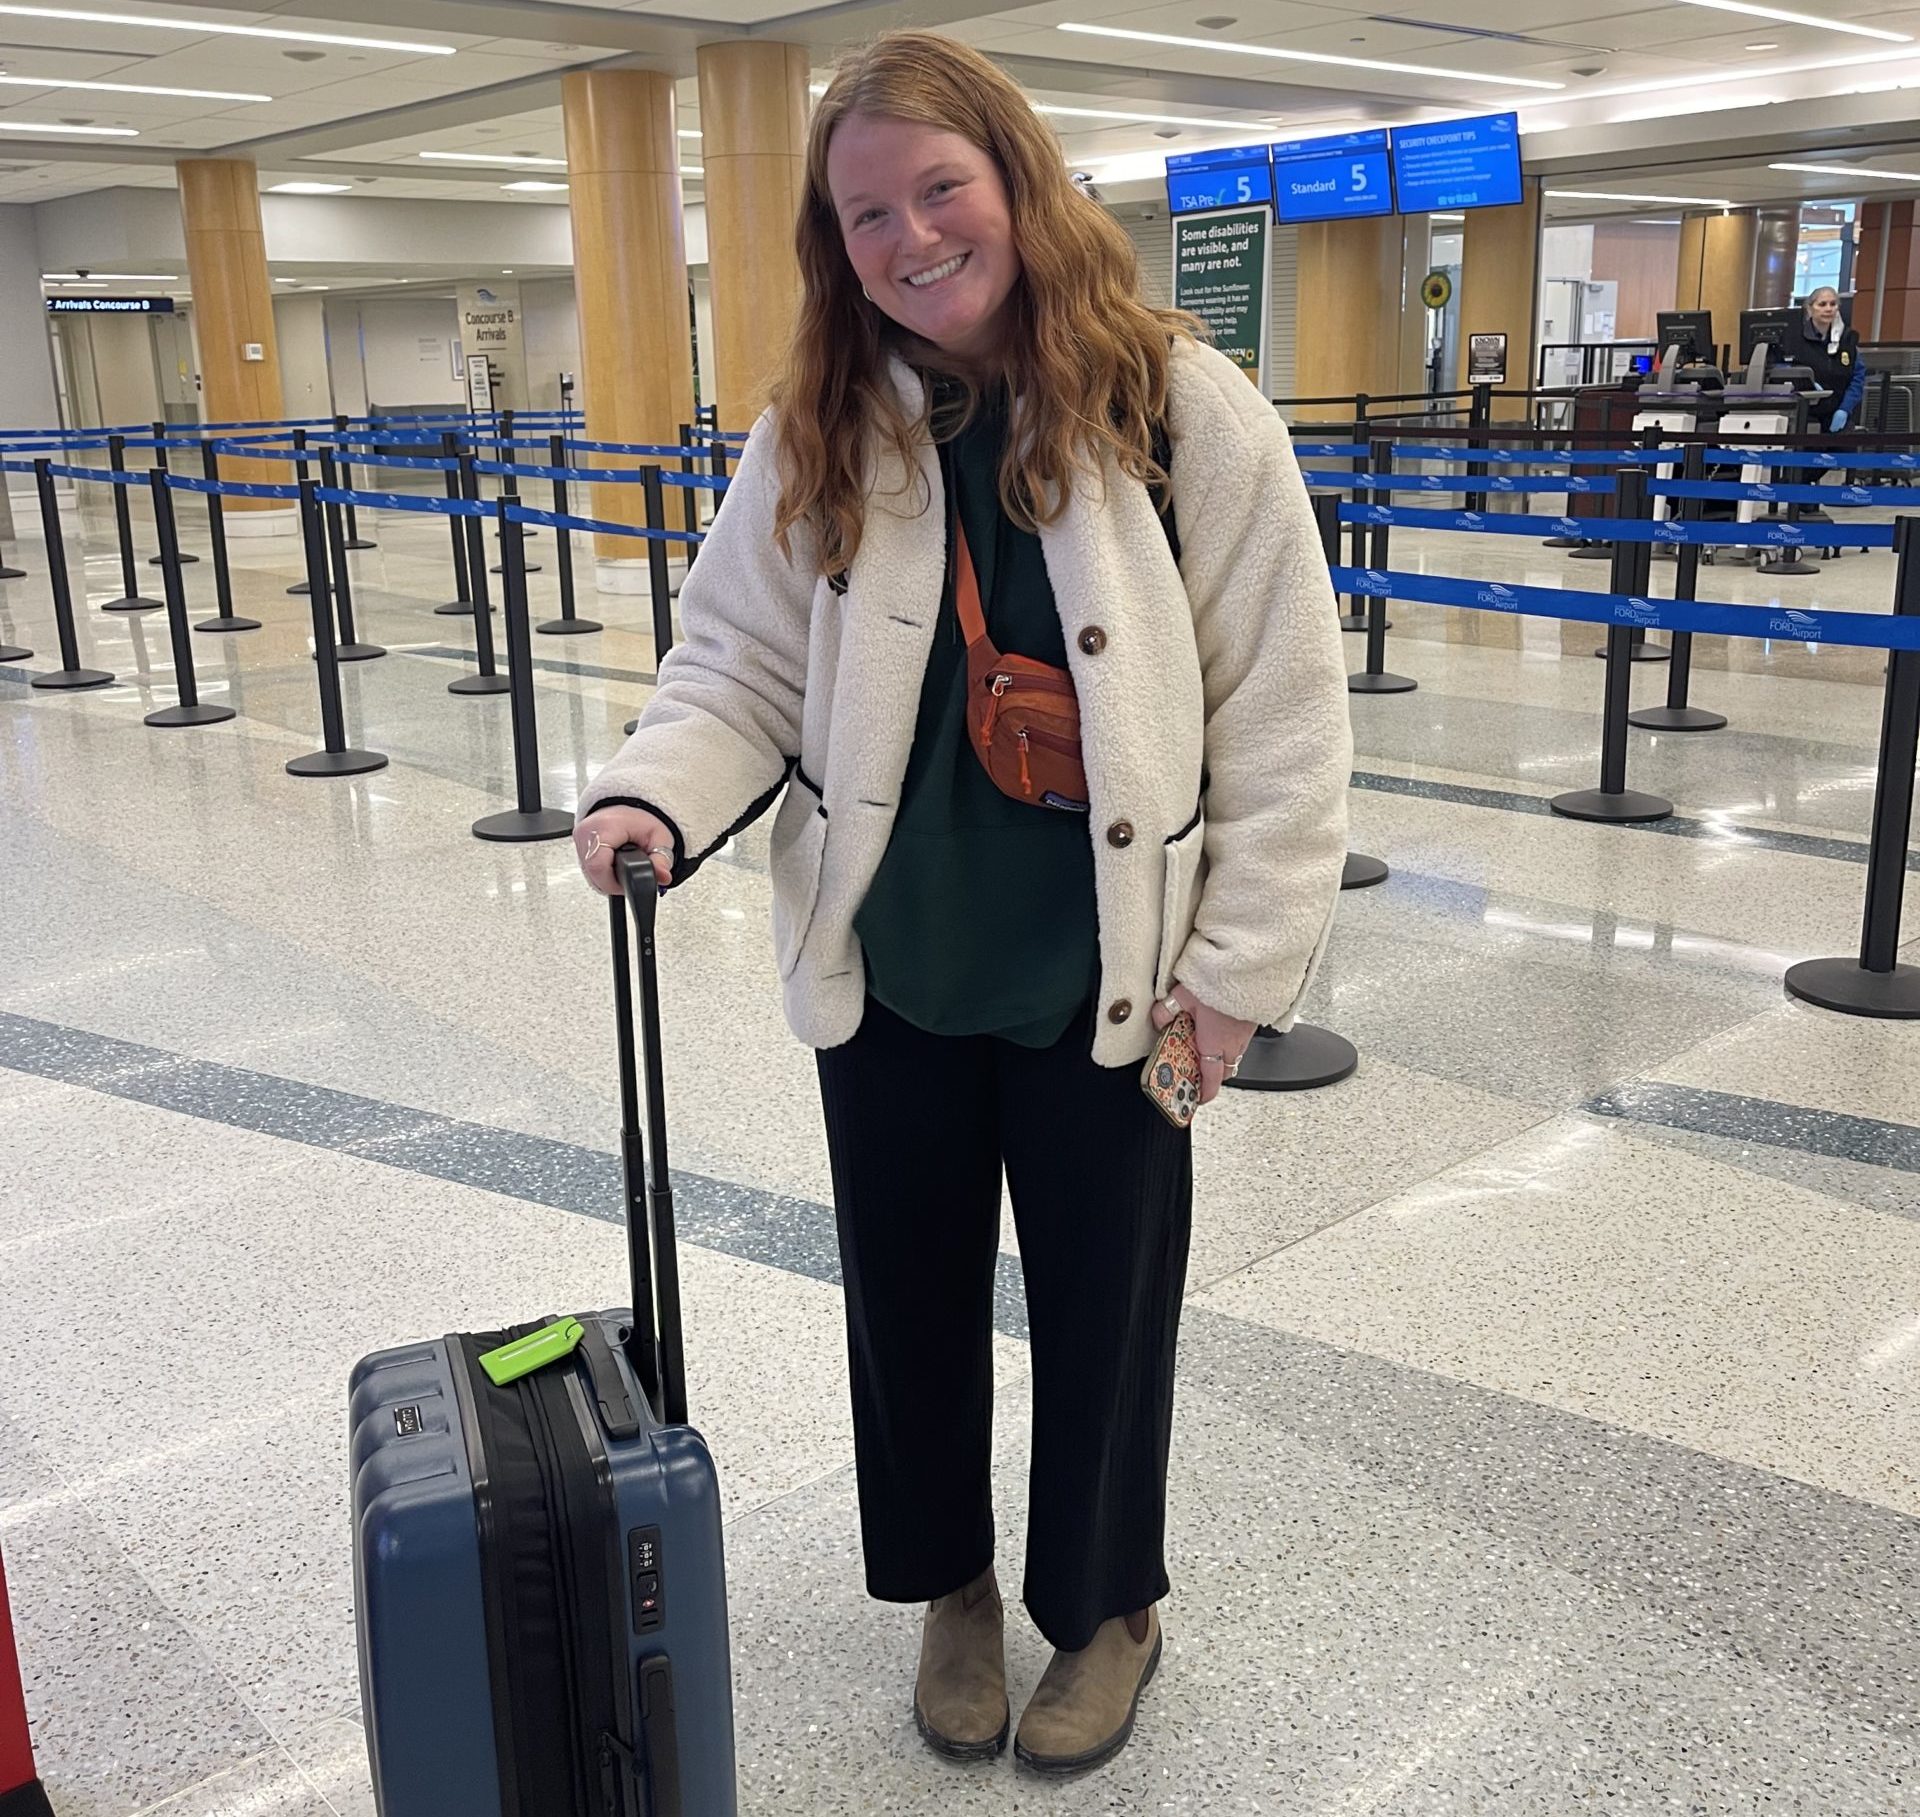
[1767, 609, 1821, 640]
[1478, 582, 1518, 608]
[1762, 525, 1806, 544]
[1655, 523, 1685, 541]
[1617, 597, 1660, 627]
[1459, 511, 1485, 528]
[1554, 518, 1582, 536]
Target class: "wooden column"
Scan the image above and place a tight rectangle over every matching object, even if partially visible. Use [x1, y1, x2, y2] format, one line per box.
[1456, 176, 1541, 391]
[1292, 214, 1405, 421]
[1675, 209, 1758, 365]
[696, 40, 808, 433]
[1855, 198, 1916, 341]
[562, 69, 696, 586]
[177, 158, 285, 522]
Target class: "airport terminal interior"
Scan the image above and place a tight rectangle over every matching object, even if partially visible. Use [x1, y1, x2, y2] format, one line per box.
[2, 2, 1919, 1814]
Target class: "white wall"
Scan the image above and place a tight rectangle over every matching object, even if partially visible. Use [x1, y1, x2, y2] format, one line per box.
[521, 277, 581, 412]
[0, 205, 61, 438]
[274, 292, 334, 420]
[89, 314, 162, 428]
[348, 294, 465, 408]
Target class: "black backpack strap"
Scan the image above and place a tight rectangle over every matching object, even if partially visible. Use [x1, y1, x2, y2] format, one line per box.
[1149, 419, 1180, 564]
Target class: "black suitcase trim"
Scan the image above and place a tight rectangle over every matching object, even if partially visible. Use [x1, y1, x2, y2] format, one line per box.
[457, 1328, 640, 1817]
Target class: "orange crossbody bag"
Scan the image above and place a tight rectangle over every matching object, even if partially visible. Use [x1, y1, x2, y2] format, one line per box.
[952, 517, 1090, 814]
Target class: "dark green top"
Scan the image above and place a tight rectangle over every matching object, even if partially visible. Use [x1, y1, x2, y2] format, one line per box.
[853, 389, 1100, 1046]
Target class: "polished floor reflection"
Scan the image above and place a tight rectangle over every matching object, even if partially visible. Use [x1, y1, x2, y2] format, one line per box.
[2, 477, 1916, 1817]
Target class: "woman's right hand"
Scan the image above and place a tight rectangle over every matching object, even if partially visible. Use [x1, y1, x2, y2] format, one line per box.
[573, 805, 677, 897]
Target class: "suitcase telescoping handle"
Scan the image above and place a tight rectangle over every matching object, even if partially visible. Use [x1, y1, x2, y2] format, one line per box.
[610, 847, 688, 1429]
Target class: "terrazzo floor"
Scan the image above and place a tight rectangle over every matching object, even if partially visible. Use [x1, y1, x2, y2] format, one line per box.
[1, 461, 1916, 1817]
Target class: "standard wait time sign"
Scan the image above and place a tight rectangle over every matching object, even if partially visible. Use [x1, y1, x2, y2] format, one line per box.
[1171, 205, 1272, 389]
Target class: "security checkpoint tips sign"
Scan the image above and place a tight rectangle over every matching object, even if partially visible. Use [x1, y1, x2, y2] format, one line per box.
[1172, 206, 1272, 389]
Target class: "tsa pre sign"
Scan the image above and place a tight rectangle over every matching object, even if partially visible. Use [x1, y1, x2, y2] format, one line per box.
[1172, 206, 1271, 388]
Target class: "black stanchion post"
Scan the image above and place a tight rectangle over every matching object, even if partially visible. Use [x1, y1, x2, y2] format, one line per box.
[677, 424, 702, 574]
[537, 430, 599, 636]
[146, 421, 199, 565]
[27, 459, 112, 690]
[489, 410, 542, 575]
[1349, 438, 1415, 695]
[1785, 517, 1920, 1017]
[336, 415, 377, 549]
[193, 442, 260, 634]
[102, 432, 161, 611]
[1340, 394, 1370, 627]
[1551, 467, 1673, 824]
[1595, 428, 1669, 662]
[1224, 1019, 1360, 1092]
[644, 466, 675, 660]
[287, 478, 387, 778]
[142, 468, 232, 728]
[473, 500, 574, 843]
[436, 429, 477, 615]
[319, 451, 384, 661]
[1629, 442, 1726, 732]
[287, 428, 314, 595]
[1465, 384, 1490, 514]
[450, 452, 510, 697]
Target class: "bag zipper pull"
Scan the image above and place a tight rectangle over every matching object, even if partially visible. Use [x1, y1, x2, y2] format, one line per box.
[983, 672, 1011, 740]
[1017, 729, 1032, 795]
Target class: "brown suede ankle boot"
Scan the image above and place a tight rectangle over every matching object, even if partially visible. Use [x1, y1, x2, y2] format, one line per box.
[1014, 1606, 1161, 1776]
[912, 1566, 1010, 1761]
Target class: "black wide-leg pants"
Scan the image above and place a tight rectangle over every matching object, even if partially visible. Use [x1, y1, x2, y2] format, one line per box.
[815, 997, 1193, 1653]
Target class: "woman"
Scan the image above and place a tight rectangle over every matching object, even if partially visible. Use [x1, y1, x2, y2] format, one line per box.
[573, 30, 1351, 1776]
[1796, 286, 1866, 432]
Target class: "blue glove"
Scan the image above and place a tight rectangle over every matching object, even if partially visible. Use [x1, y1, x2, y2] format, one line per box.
[1830, 408, 1849, 431]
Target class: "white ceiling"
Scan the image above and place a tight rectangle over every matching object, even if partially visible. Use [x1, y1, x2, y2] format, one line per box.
[4, 1, 1920, 255]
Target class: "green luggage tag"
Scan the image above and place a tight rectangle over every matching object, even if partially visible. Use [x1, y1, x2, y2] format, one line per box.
[478, 1317, 586, 1387]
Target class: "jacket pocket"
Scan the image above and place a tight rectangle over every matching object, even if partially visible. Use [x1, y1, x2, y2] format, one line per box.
[1157, 810, 1208, 997]
[769, 770, 828, 980]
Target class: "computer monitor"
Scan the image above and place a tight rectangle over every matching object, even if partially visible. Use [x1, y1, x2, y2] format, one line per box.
[1656, 310, 1714, 364]
[1739, 306, 1798, 364]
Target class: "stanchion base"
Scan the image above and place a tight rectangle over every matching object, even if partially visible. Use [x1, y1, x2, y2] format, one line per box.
[30, 666, 113, 691]
[490, 562, 544, 576]
[623, 716, 639, 735]
[1759, 554, 1822, 575]
[287, 747, 389, 779]
[0, 563, 27, 580]
[1567, 544, 1614, 560]
[473, 806, 575, 843]
[449, 673, 512, 696]
[1224, 1023, 1358, 1093]
[435, 599, 475, 616]
[101, 595, 162, 613]
[335, 642, 386, 662]
[1348, 671, 1417, 694]
[194, 615, 262, 634]
[1342, 852, 1389, 890]
[1592, 642, 1672, 662]
[287, 582, 311, 596]
[1628, 704, 1727, 732]
[145, 701, 235, 728]
[344, 538, 378, 551]
[1784, 957, 1920, 1020]
[1550, 786, 1673, 824]
[151, 551, 199, 565]
[1338, 613, 1391, 632]
[1543, 536, 1585, 548]
[538, 616, 603, 636]
[0, 643, 31, 662]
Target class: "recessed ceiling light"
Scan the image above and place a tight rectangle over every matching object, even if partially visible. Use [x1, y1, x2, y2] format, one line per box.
[1547, 189, 1733, 205]
[1194, 15, 1238, 26]
[271, 180, 352, 193]
[1034, 102, 1273, 130]
[1670, 0, 1909, 41]
[1771, 159, 1920, 181]
[502, 269, 513, 274]
[0, 120, 134, 135]
[501, 179, 568, 192]
[420, 151, 565, 168]
[1745, 42, 1779, 50]
[0, 7, 456, 54]
[0, 74, 270, 101]
[1057, 23, 1565, 89]
[1515, 46, 1894, 106]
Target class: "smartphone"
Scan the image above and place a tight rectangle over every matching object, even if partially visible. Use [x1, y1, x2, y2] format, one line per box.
[1140, 1011, 1202, 1130]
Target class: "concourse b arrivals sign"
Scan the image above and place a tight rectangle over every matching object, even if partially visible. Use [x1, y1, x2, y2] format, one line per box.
[45, 296, 175, 314]
[1171, 205, 1272, 389]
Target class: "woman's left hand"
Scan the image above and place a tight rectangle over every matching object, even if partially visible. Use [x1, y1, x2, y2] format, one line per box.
[1152, 984, 1258, 1106]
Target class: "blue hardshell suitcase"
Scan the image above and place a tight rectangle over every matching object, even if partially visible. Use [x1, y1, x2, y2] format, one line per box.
[349, 854, 737, 1816]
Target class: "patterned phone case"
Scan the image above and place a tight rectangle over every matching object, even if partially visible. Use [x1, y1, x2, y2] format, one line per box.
[1140, 1011, 1202, 1130]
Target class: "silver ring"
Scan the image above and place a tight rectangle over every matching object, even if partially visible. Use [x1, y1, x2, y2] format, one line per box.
[1224, 1061, 1240, 1079]
[1161, 995, 1181, 1018]
[1202, 1052, 1226, 1064]
[583, 832, 603, 860]
[646, 846, 673, 859]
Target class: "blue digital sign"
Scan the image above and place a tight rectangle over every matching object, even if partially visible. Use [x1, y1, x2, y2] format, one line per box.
[1388, 111, 1523, 215]
[1164, 143, 1273, 216]
[1268, 129, 1391, 224]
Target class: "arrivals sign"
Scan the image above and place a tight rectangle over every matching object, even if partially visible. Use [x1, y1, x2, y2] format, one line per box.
[46, 296, 174, 314]
[1172, 206, 1271, 389]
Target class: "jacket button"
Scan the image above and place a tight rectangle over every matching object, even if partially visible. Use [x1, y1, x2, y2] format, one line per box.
[1107, 820, 1134, 848]
[1078, 626, 1107, 656]
[1108, 999, 1133, 1024]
